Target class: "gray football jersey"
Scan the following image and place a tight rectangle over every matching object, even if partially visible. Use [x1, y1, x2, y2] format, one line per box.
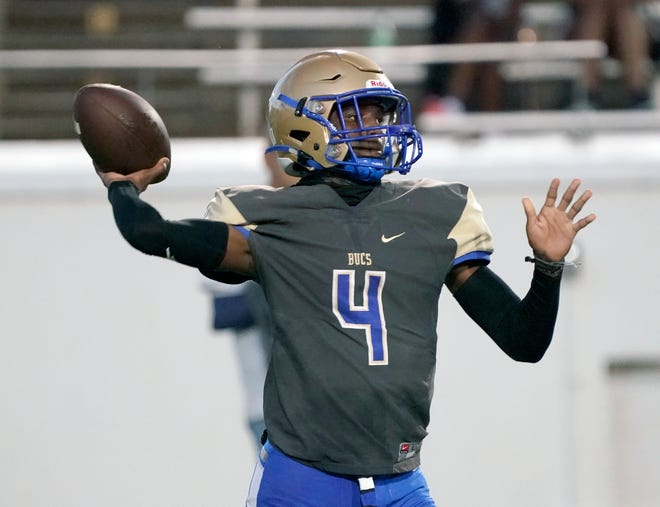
[205, 178, 493, 475]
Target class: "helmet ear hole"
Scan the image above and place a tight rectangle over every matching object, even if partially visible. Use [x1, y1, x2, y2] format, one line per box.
[290, 130, 310, 142]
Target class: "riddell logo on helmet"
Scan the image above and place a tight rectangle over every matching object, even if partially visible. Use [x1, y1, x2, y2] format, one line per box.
[366, 79, 388, 88]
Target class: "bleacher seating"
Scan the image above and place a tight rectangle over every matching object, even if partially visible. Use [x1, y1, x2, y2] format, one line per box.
[1, 0, 230, 139]
[0, 1, 657, 140]
[0, 0, 436, 139]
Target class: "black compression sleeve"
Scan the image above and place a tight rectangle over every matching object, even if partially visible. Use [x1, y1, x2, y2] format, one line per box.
[452, 265, 561, 362]
[107, 181, 228, 271]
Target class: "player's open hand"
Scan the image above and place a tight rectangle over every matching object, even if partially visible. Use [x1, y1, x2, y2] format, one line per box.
[95, 157, 170, 193]
[522, 178, 596, 262]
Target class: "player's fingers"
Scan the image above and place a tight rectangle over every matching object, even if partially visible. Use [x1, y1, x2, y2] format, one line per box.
[557, 178, 581, 211]
[573, 212, 597, 232]
[154, 157, 170, 171]
[522, 197, 537, 221]
[543, 178, 560, 208]
[94, 163, 130, 187]
[93, 161, 117, 177]
[567, 188, 592, 219]
[129, 158, 170, 191]
[152, 157, 170, 177]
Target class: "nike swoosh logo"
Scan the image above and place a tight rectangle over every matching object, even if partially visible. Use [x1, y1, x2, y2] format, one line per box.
[381, 232, 406, 243]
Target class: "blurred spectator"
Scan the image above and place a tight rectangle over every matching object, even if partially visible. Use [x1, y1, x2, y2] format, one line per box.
[203, 150, 298, 450]
[421, 0, 524, 114]
[204, 279, 270, 448]
[570, 0, 653, 109]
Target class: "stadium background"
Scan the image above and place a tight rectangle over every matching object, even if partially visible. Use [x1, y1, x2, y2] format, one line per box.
[1, 1, 659, 506]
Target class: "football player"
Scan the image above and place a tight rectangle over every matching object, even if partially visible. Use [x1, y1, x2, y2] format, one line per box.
[96, 50, 596, 507]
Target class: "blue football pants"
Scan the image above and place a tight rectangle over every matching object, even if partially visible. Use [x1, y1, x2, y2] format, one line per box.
[246, 441, 437, 507]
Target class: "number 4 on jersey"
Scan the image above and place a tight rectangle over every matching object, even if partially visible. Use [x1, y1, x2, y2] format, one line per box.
[332, 270, 388, 365]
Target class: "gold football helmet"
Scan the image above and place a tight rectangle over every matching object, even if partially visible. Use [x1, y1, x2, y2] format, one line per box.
[266, 49, 423, 182]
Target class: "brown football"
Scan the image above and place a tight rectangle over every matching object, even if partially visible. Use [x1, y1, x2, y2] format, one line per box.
[73, 83, 171, 183]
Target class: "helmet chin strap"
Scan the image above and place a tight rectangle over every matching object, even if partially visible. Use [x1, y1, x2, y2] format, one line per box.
[335, 140, 393, 182]
[328, 158, 387, 183]
[347, 163, 387, 183]
[265, 142, 395, 183]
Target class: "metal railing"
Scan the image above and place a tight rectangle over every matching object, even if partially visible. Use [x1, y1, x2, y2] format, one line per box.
[3, 1, 660, 137]
[0, 40, 610, 136]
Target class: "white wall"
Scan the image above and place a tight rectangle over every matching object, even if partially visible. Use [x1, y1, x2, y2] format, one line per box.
[1, 135, 658, 507]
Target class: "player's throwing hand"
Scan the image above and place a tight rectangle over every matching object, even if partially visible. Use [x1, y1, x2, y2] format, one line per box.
[96, 157, 170, 194]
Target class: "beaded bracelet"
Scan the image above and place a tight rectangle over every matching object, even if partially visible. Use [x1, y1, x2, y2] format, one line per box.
[524, 256, 567, 278]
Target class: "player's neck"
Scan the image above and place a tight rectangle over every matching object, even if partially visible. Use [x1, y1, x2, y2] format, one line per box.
[297, 170, 379, 206]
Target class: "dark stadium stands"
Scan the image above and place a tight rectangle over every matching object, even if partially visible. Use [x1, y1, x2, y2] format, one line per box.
[0, 1, 657, 139]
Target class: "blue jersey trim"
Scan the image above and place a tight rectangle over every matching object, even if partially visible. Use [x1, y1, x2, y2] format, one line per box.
[453, 250, 491, 266]
[236, 226, 250, 239]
